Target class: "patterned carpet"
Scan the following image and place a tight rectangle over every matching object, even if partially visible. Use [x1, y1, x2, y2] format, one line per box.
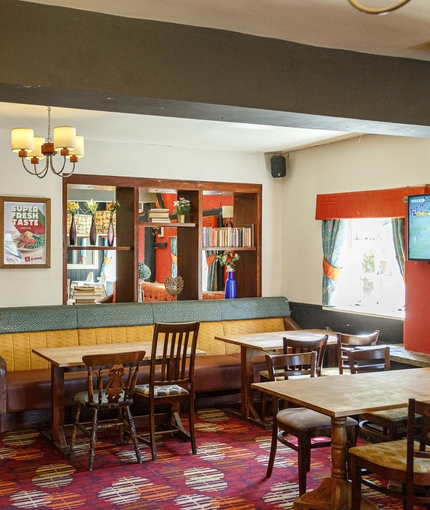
[0, 408, 420, 509]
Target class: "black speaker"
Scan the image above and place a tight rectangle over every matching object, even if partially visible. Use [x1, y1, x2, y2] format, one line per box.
[270, 155, 287, 178]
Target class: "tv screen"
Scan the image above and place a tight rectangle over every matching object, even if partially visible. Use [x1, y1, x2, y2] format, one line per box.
[408, 194, 430, 261]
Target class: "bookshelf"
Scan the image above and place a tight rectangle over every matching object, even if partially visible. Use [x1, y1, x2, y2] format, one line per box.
[64, 176, 261, 303]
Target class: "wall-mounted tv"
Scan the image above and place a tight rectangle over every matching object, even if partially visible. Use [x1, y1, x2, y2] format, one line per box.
[408, 194, 430, 261]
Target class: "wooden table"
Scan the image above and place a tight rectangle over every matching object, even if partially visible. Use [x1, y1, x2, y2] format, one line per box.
[33, 342, 204, 457]
[252, 367, 430, 510]
[214, 329, 337, 426]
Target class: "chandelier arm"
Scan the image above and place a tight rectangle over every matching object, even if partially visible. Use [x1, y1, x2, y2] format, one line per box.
[347, 0, 411, 14]
[61, 163, 76, 178]
[21, 158, 49, 178]
[48, 154, 68, 176]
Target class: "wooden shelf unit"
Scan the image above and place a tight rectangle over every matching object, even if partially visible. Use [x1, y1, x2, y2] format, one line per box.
[64, 176, 261, 303]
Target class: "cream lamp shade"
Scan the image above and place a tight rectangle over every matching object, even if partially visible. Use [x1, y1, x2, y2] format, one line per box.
[222, 205, 234, 219]
[53, 126, 76, 150]
[67, 135, 85, 159]
[11, 128, 34, 152]
[26, 137, 45, 160]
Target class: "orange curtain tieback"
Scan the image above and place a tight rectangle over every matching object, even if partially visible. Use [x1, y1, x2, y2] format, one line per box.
[323, 258, 341, 281]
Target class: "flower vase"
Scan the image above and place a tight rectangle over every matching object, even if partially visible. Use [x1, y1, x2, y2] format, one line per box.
[69, 215, 77, 246]
[107, 216, 115, 246]
[89, 217, 97, 246]
[177, 214, 185, 223]
[225, 270, 237, 299]
[138, 279, 144, 302]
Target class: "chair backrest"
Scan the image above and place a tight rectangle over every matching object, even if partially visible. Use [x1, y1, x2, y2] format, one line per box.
[82, 350, 146, 406]
[265, 351, 317, 381]
[283, 335, 328, 376]
[150, 321, 200, 389]
[337, 330, 379, 374]
[346, 345, 390, 374]
[406, 398, 430, 505]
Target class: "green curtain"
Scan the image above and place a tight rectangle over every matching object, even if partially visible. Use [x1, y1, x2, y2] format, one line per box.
[391, 218, 405, 277]
[322, 219, 348, 307]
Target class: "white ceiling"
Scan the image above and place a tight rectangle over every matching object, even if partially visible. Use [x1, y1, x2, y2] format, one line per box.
[5, 0, 429, 153]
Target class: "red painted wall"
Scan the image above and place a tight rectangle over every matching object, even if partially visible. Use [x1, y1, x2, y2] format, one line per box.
[404, 259, 430, 353]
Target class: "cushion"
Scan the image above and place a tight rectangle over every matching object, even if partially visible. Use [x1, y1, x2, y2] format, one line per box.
[135, 384, 189, 397]
[349, 439, 430, 473]
[277, 407, 357, 431]
[74, 389, 127, 405]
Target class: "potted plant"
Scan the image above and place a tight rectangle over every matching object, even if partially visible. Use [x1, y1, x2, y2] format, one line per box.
[138, 262, 151, 302]
[173, 197, 191, 223]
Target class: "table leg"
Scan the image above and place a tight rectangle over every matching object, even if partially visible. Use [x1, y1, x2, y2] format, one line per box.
[293, 416, 378, 510]
[225, 346, 270, 429]
[49, 365, 74, 458]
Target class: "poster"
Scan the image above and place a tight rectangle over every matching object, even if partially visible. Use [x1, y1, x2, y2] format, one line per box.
[0, 197, 51, 268]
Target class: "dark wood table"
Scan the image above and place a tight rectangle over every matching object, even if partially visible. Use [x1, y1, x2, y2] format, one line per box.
[33, 342, 204, 457]
[214, 329, 337, 426]
[252, 367, 430, 510]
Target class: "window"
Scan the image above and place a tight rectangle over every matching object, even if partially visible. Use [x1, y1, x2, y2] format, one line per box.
[332, 218, 405, 318]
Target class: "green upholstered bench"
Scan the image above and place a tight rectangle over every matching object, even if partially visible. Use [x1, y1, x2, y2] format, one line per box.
[0, 297, 297, 431]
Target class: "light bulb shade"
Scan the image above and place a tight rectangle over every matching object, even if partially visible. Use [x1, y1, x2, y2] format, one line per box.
[11, 128, 34, 152]
[53, 126, 76, 150]
[222, 205, 234, 218]
[25, 137, 45, 160]
[67, 135, 84, 158]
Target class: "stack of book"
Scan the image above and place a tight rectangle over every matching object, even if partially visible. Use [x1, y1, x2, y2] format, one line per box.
[72, 285, 105, 304]
[148, 208, 170, 223]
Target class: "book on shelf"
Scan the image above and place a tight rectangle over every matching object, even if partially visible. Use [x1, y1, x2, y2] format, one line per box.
[150, 218, 171, 223]
[201, 224, 255, 248]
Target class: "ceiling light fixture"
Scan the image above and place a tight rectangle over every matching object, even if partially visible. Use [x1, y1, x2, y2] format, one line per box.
[11, 106, 84, 178]
[347, 0, 411, 15]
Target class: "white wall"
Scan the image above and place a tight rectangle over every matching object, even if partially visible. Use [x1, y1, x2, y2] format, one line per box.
[0, 137, 283, 307]
[282, 134, 430, 305]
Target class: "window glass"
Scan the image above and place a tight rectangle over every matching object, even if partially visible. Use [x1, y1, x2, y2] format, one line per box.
[333, 218, 405, 318]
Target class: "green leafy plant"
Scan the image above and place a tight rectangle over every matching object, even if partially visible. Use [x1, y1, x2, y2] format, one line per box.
[85, 200, 99, 217]
[138, 262, 151, 281]
[173, 197, 191, 215]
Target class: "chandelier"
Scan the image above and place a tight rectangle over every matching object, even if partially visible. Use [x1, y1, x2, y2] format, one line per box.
[347, 0, 411, 14]
[11, 106, 84, 178]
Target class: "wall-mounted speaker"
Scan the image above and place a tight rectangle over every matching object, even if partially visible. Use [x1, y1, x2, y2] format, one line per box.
[270, 155, 287, 178]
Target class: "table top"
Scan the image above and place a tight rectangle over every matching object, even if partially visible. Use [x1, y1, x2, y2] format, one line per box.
[33, 342, 205, 368]
[214, 329, 337, 351]
[252, 367, 430, 418]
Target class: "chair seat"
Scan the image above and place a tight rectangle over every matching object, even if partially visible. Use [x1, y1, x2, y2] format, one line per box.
[277, 407, 357, 431]
[349, 439, 430, 473]
[135, 384, 189, 397]
[361, 408, 408, 422]
[74, 389, 126, 405]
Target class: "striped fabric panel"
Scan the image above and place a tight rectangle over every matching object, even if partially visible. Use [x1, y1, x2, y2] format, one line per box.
[0, 330, 79, 371]
[222, 318, 285, 354]
[77, 325, 154, 346]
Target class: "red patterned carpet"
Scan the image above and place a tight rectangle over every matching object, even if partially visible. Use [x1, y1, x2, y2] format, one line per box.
[0, 409, 419, 509]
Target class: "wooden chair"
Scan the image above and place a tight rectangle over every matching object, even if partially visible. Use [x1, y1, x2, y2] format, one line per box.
[260, 335, 329, 420]
[133, 321, 200, 460]
[347, 346, 409, 442]
[70, 350, 146, 471]
[265, 351, 358, 495]
[337, 331, 380, 374]
[350, 398, 430, 510]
